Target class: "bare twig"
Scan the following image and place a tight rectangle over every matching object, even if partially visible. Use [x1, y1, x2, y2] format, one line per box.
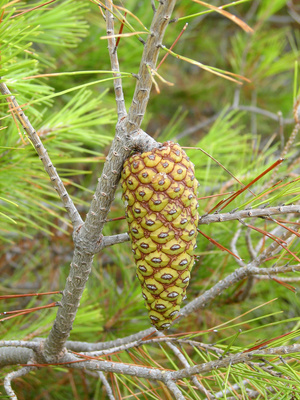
[170, 344, 300, 380]
[96, 205, 300, 248]
[0, 347, 35, 368]
[177, 105, 295, 139]
[101, 232, 129, 248]
[0, 341, 40, 350]
[105, 0, 127, 119]
[97, 371, 116, 400]
[245, 228, 257, 260]
[158, 332, 214, 399]
[4, 366, 36, 400]
[0, 83, 83, 230]
[66, 328, 156, 352]
[231, 228, 246, 267]
[164, 380, 185, 400]
[126, 0, 177, 135]
[199, 205, 300, 225]
[270, 122, 300, 183]
[178, 261, 300, 322]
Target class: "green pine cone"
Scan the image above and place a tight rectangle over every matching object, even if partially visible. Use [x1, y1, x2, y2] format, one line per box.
[121, 141, 199, 330]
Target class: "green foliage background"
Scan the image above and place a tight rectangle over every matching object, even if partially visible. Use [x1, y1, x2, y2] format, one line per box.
[1, 0, 300, 398]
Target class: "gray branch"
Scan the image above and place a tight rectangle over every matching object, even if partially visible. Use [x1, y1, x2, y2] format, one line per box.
[164, 380, 185, 400]
[126, 0, 177, 134]
[105, 0, 126, 119]
[0, 347, 34, 367]
[99, 204, 300, 248]
[97, 371, 116, 400]
[169, 344, 300, 380]
[0, 83, 83, 229]
[4, 366, 36, 400]
[199, 204, 300, 225]
[158, 332, 214, 399]
[177, 105, 295, 139]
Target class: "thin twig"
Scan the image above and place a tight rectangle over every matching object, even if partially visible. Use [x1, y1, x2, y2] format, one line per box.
[270, 122, 300, 183]
[157, 332, 214, 399]
[96, 205, 300, 248]
[177, 105, 295, 139]
[97, 371, 116, 400]
[199, 205, 300, 225]
[0, 341, 40, 350]
[0, 83, 83, 230]
[164, 380, 185, 400]
[4, 366, 36, 400]
[231, 228, 246, 267]
[105, 0, 127, 119]
[126, 0, 177, 135]
[101, 233, 129, 248]
[245, 228, 257, 260]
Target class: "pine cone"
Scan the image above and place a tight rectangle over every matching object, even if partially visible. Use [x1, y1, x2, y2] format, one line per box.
[121, 141, 199, 330]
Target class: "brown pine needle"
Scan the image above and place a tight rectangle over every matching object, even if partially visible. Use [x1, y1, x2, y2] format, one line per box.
[142, 330, 157, 341]
[197, 228, 241, 260]
[192, 0, 253, 34]
[113, 5, 148, 31]
[208, 158, 284, 213]
[251, 178, 300, 204]
[11, 0, 57, 18]
[0, 290, 61, 299]
[0, 302, 58, 316]
[271, 278, 296, 293]
[198, 191, 234, 200]
[100, 31, 148, 40]
[244, 223, 287, 244]
[115, 12, 127, 48]
[243, 331, 295, 353]
[271, 218, 300, 239]
[150, 68, 174, 87]
[182, 146, 255, 196]
[157, 23, 188, 70]
[241, 221, 300, 263]
[147, 65, 160, 93]
[0, 302, 58, 321]
[2, 0, 20, 9]
[8, 102, 27, 145]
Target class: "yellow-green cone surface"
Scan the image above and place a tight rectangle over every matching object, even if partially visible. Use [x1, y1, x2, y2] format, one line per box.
[121, 141, 199, 330]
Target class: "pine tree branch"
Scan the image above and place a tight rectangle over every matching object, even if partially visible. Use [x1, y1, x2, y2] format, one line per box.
[178, 262, 300, 322]
[169, 344, 300, 380]
[97, 371, 116, 400]
[4, 366, 35, 400]
[101, 232, 129, 248]
[157, 332, 214, 399]
[98, 204, 300, 247]
[0, 347, 34, 368]
[0, 83, 83, 230]
[105, 0, 127, 119]
[126, 0, 177, 134]
[42, 0, 176, 364]
[65, 327, 156, 352]
[164, 380, 185, 400]
[3, 341, 300, 397]
[177, 105, 295, 139]
[6, 260, 296, 363]
[199, 205, 300, 224]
